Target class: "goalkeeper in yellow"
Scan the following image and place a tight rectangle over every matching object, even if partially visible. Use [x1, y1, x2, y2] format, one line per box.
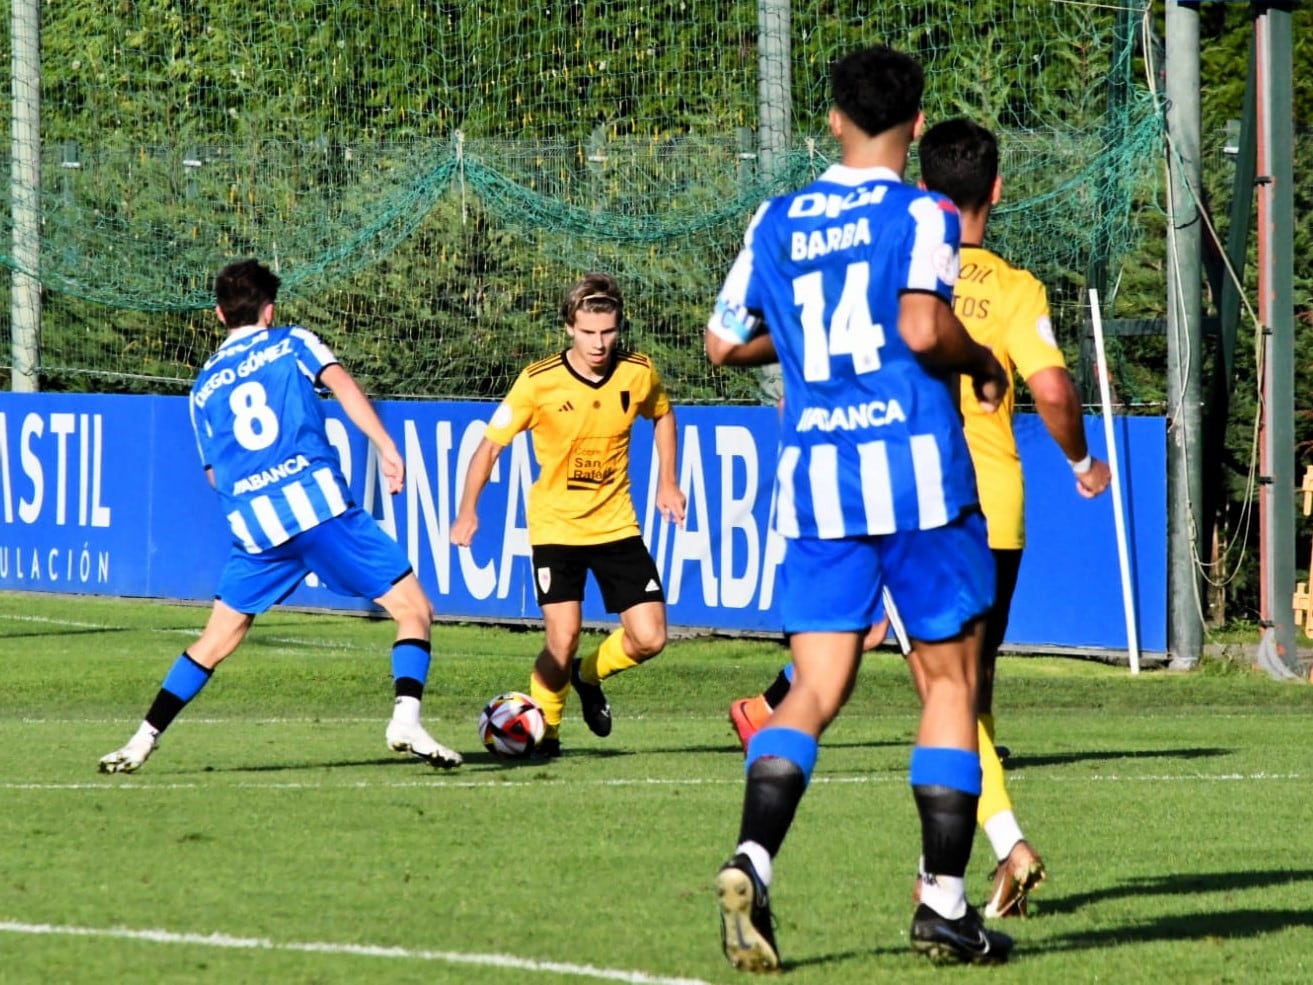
[729, 118, 1110, 917]
[451, 273, 687, 757]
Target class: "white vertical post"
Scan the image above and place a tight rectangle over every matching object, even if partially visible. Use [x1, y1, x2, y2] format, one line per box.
[10, 0, 42, 392]
[754, 0, 791, 405]
[756, 0, 791, 182]
[1090, 289, 1141, 674]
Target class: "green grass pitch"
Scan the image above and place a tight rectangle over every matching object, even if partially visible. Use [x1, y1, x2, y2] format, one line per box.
[3, 591, 1313, 984]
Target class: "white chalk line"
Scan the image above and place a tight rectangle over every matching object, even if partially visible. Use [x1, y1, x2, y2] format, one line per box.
[0, 770, 1301, 794]
[0, 920, 711, 985]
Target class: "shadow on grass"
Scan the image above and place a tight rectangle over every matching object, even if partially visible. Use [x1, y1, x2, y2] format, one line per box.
[1006, 746, 1230, 769]
[0, 626, 133, 639]
[780, 947, 900, 971]
[1036, 905, 1313, 952]
[818, 737, 917, 752]
[202, 756, 451, 773]
[1039, 868, 1313, 919]
[203, 748, 642, 772]
[771, 871, 1313, 969]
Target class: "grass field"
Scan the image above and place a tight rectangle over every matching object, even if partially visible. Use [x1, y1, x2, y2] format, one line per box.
[3, 591, 1313, 984]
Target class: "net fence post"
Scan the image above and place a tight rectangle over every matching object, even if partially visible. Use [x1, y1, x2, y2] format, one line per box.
[9, 0, 41, 392]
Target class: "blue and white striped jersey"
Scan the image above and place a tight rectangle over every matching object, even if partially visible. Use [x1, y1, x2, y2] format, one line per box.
[709, 164, 979, 539]
[190, 325, 352, 553]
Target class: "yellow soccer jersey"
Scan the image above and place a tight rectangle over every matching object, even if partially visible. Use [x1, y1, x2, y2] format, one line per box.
[954, 245, 1068, 549]
[483, 349, 672, 546]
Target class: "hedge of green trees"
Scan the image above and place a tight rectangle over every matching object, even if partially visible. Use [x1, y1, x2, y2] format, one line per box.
[1, 1, 1309, 622]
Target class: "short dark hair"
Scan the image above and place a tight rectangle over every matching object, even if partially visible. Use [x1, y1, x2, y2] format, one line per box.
[830, 46, 924, 139]
[561, 272, 623, 328]
[214, 258, 281, 328]
[918, 118, 999, 212]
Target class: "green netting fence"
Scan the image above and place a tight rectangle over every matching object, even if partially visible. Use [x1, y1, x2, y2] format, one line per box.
[1, 0, 1163, 401]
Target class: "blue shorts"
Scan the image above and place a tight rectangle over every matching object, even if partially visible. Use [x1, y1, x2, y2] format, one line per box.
[779, 511, 994, 643]
[215, 507, 413, 615]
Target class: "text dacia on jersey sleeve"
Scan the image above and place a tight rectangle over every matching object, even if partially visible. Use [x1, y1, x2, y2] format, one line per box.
[189, 325, 355, 553]
[709, 165, 979, 540]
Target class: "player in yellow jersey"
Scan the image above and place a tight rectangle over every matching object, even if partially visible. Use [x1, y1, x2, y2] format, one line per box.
[451, 273, 687, 756]
[728, 118, 1110, 917]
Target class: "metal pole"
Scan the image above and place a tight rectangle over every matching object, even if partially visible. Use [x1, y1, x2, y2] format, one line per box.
[1164, 1, 1204, 669]
[756, 0, 790, 183]
[1255, 3, 1297, 670]
[10, 0, 41, 392]
[1201, 44, 1256, 627]
[754, 0, 790, 404]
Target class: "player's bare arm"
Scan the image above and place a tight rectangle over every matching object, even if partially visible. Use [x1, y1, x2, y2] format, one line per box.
[450, 436, 505, 547]
[898, 292, 1008, 411]
[319, 363, 406, 494]
[1027, 365, 1111, 498]
[652, 411, 687, 526]
[705, 327, 778, 367]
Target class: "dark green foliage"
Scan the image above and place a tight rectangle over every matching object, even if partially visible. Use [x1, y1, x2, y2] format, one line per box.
[8, 0, 1154, 399]
[2, 1, 1310, 619]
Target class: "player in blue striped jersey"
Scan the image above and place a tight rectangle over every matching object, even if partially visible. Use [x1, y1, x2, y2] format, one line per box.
[705, 47, 1012, 969]
[190, 317, 354, 553]
[98, 259, 461, 774]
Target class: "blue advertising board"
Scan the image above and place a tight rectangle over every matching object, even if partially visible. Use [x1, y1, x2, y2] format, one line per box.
[0, 393, 1165, 651]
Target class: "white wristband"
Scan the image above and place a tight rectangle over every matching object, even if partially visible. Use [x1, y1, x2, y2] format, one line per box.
[1069, 454, 1093, 475]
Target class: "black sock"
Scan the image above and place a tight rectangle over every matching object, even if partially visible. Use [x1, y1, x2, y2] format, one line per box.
[762, 671, 792, 710]
[144, 689, 188, 734]
[912, 784, 978, 878]
[394, 677, 424, 700]
[738, 756, 807, 856]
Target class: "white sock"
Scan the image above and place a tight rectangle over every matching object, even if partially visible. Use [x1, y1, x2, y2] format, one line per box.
[984, 811, 1025, 863]
[919, 874, 967, 919]
[392, 695, 421, 726]
[736, 840, 773, 887]
[133, 721, 159, 746]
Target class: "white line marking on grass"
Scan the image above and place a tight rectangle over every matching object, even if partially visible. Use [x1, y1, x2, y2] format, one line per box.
[1086, 771, 1306, 782]
[0, 920, 712, 985]
[14, 713, 836, 725]
[2, 771, 1303, 794]
[16, 716, 387, 725]
[3, 777, 745, 792]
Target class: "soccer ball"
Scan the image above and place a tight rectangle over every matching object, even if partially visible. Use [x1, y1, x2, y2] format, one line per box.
[478, 691, 546, 759]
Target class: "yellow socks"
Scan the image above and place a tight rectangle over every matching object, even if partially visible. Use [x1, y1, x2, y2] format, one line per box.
[976, 718, 1012, 826]
[580, 628, 638, 683]
[530, 671, 569, 740]
[977, 717, 1026, 860]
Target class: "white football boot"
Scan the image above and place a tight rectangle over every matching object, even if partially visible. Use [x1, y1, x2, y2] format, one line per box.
[98, 730, 158, 774]
[386, 719, 462, 769]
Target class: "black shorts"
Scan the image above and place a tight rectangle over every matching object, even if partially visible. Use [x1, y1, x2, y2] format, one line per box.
[531, 536, 665, 612]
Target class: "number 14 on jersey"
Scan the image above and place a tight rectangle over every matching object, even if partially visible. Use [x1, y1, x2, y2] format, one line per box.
[795, 262, 885, 382]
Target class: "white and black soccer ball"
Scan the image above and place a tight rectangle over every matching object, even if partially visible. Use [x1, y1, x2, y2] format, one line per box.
[478, 691, 546, 759]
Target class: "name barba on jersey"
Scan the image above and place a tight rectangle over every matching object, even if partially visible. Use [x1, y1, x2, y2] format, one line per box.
[790, 216, 872, 260]
[787, 185, 882, 259]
